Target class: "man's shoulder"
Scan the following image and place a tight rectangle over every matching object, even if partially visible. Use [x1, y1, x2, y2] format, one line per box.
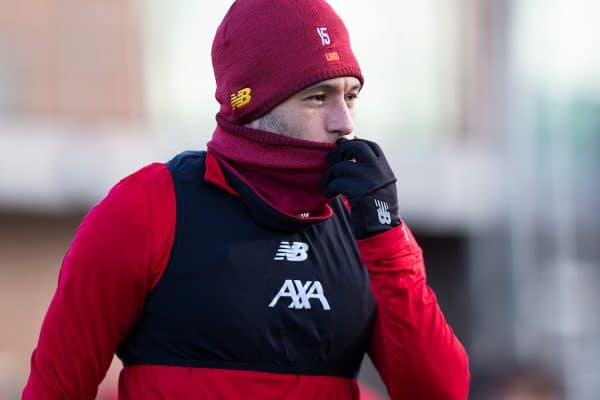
[94, 161, 175, 232]
[119, 161, 173, 196]
[164, 150, 207, 180]
[114, 150, 208, 201]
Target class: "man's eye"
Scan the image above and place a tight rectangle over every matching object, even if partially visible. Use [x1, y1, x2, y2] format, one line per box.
[346, 93, 359, 101]
[306, 94, 326, 102]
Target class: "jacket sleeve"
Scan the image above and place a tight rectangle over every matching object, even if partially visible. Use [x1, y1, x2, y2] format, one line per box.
[358, 222, 470, 399]
[22, 163, 175, 400]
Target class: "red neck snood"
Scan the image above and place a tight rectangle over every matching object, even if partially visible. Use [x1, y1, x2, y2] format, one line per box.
[207, 117, 335, 216]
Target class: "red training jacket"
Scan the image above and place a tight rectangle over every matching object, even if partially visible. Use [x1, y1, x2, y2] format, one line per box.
[23, 154, 470, 399]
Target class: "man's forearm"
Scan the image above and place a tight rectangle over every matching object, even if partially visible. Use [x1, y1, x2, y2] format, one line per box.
[359, 224, 470, 399]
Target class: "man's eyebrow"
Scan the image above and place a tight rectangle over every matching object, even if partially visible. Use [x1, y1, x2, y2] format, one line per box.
[301, 82, 362, 93]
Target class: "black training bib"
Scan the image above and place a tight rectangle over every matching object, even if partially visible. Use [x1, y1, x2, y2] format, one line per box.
[117, 151, 376, 378]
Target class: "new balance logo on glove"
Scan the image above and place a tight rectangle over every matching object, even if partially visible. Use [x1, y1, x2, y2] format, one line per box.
[269, 279, 331, 310]
[273, 241, 309, 262]
[375, 199, 392, 225]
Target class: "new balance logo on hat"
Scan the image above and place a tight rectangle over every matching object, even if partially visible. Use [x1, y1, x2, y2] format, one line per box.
[269, 279, 331, 310]
[375, 199, 392, 225]
[230, 88, 252, 109]
[274, 241, 309, 261]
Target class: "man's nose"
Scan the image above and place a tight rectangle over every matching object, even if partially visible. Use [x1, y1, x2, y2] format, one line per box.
[327, 98, 355, 138]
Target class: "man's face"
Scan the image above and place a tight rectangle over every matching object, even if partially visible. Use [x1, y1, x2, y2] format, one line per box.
[247, 76, 361, 143]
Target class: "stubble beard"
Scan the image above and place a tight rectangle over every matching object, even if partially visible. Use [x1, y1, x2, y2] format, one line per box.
[251, 112, 296, 138]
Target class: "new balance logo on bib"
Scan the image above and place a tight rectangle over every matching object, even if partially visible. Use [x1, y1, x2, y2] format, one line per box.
[273, 241, 309, 261]
[269, 280, 331, 310]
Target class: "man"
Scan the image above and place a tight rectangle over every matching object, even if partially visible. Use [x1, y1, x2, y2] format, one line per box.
[23, 0, 470, 399]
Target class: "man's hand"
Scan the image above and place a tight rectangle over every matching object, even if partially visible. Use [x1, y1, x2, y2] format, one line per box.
[322, 138, 400, 239]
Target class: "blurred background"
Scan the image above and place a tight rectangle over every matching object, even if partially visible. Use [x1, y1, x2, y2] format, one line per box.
[1, 0, 598, 398]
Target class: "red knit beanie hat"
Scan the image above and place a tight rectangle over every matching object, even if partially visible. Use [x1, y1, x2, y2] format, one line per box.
[212, 0, 363, 125]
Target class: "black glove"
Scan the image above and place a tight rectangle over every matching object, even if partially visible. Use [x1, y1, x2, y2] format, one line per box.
[322, 138, 400, 239]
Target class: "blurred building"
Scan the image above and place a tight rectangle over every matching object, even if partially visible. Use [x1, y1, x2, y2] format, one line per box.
[0, 0, 143, 121]
[1, 1, 599, 399]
